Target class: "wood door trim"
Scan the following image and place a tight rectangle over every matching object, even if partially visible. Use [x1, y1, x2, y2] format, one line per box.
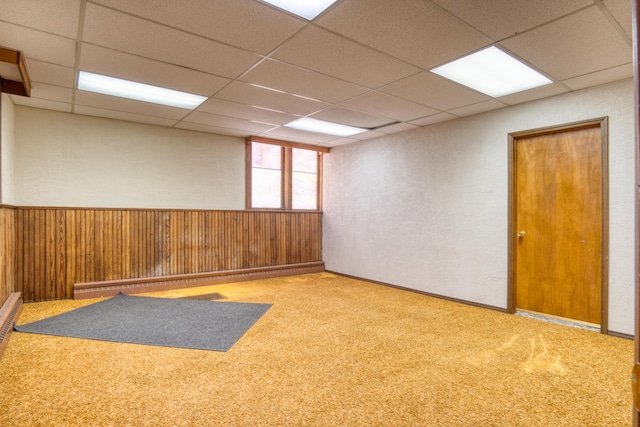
[507, 117, 609, 334]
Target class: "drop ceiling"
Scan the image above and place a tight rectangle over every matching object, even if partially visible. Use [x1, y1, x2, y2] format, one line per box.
[0, 0, 633, 147]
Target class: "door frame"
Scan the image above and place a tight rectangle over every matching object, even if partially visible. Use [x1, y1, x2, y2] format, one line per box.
[507, 117, 610, 334]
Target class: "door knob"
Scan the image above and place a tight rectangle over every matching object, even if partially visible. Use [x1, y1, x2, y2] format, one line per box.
[517, 231, 526, 238]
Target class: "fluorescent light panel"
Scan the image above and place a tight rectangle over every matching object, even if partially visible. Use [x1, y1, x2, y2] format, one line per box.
[285, 117, 367, 137]
[261, 0, 339, 20]
[430, 47, 552, 98]
[77, 71, 207, 109]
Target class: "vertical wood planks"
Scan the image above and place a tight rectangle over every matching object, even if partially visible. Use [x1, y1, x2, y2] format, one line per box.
[0, 208, 16, 306]
[14, 208, 322, 301]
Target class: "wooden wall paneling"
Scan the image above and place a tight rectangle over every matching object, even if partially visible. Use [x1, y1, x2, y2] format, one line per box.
[143, 210, 149, 277]
[14, 208, 323, 301]
[66, 209, 76, 298]
[212, 212, 222, 271]
[124, 210, 132, 279]
[0, 209, 6, 302]
[45, 209, 55, 300]
[86, 210, 95, 287]
[15, 210, 23, 302]
[269, 212, 277, 266]
[0, 208, 15, 305]
[113, 210, 121, 281]
[36, 210, 46, 300]
[150, 210, 157, 276]
[23, 210, 33, 301]
[77, 210, 86, 284]
[153, 211, 160, 276]
[145, 211, 151, 276]
[105, 209, 113, 281]
[195, 211, 201, 272]
[56, 210, 66, 299]
[96, 210, 105, 283]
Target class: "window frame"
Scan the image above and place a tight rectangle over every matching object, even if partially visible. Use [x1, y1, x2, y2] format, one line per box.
[246, 136, 328, 211]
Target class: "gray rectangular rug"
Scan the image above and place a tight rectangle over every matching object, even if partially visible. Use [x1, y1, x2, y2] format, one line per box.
[14, 293, 271, 352]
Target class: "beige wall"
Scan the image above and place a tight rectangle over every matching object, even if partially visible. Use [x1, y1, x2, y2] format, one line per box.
[1, 94, 16, 205]
[14, 107, 245, 209]
[323, 79, 635, 336]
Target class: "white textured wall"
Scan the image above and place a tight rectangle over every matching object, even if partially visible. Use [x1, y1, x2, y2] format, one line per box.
[14, 107, 245, 209]
[1, 94, 16, 205]
[323, 79, 635, 336]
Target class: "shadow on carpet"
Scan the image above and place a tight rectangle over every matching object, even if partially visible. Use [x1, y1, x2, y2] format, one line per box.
[14, 293, 271, 352]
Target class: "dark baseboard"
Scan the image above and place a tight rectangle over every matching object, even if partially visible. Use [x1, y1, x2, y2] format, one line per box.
[327, 271, 635, 339]
[607, 330, 634, 340]
[74, 262, 325, 299]
[327, 271, 507, 313]
[0, 292, 22, 359]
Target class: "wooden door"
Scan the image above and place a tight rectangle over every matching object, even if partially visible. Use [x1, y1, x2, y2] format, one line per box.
[512, 121, 607, 326]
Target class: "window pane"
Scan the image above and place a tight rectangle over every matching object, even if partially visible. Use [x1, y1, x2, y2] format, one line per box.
[252, 169, 281, 208]
[292, 171, 317, 210]
[292, 148, 317, 173]
[252, 142, 282, 169]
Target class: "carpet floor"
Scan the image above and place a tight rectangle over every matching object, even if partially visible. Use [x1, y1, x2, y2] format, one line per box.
[0, 272, 633, 426]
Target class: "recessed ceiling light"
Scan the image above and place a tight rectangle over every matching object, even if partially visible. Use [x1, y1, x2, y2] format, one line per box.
[77, 71, 207, 110]
[261, 0, 339, 20]
[430, 46, 553, 98]
[285, 117, 367, 137]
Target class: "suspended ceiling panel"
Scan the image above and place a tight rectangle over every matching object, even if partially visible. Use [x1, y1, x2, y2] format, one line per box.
[0, 0, 633, 147]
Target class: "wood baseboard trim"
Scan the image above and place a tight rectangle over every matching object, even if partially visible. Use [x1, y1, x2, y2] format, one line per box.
[74, 262, 325, 299]
[608, 330, 634, 340]
[0, 292, 23, 359]
[327, 271, 508, 313]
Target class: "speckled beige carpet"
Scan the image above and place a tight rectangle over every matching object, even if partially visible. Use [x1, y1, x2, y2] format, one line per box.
[0, 273, 633, 426]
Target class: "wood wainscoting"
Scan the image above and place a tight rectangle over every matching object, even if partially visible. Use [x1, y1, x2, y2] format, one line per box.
[0, 207, 16, 305]
[15, 208, 323, 302]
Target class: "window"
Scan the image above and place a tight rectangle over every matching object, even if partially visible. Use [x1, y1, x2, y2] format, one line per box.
[246, 137, 327, 210]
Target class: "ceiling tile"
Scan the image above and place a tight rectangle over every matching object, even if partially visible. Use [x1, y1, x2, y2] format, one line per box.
[272, 25, 420, 89]
[196, 98, 297, 125]
[25, 59, 75, 88]
[74, 105, 179, 127]
[10, 96, 72, 113]
[432, 0, 592, 41]
[240, 59, 368, 104]
[1, 0, 81, 38]
[310, 107, 395, 128]
[410, 112, 458, 127]
[0, 22, 76, 66]
[602, 0, 633, 39]
[176, 121, 256, 137]
[376, 122, 420, 134]
[181, 111, 276, 134]
[82, 3, 262, 78]
[316, 0, 489, 69]
[380, 72, 490, 111]
[259, 127, 337, 144]
[339, 91, 439, 122]
[498, 83, 569, 106]
[446, 99, 507, 117]
[500, 6, 632, 81]
[74, 91, 192, 120]
[30, 83, 73, 103]
[91, 0, 306, 55]
[323, 137, 360, 147]
[215, 82, 329, 115]
[350, 130, 386, 141]
[79, 44, 230, 97]
[561, 63, 633, 90]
